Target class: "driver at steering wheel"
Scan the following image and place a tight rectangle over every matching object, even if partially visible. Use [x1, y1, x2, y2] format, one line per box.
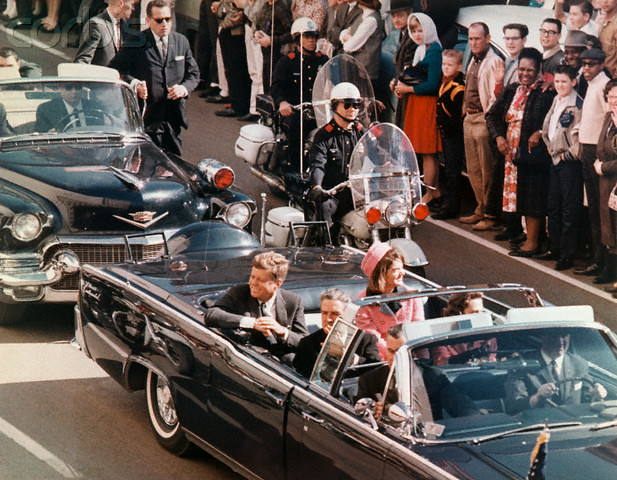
[308, 82, 364, 244]
[35, 83, 102, 132]
[504, 331, 607, 414]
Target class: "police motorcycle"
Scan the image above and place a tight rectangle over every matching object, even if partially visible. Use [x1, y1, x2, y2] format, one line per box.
[260, 61, 428, 272]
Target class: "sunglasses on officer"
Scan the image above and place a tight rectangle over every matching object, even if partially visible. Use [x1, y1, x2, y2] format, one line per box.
[340, 100, 361, 109]
[150, 16, 172, 23]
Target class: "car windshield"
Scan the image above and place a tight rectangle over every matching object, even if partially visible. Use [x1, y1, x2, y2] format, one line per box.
[397, 325, 617, 442]
[0, 79, 142, 137]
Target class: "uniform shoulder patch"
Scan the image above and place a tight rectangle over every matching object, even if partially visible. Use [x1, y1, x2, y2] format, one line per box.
[288, 52, 296, 59]
[325, 123, 334, 132]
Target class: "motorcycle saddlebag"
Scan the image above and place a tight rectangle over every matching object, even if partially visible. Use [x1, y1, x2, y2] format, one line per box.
[235, 124, 275, 165]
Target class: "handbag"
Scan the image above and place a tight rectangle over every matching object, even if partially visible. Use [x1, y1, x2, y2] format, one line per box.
[609, 184, 617, 211]
[398, 65, 428, 86]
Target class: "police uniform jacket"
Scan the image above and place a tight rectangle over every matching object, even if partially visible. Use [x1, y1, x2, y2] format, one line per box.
[309, 118, 364, 190]
[271, 48, 328, 108]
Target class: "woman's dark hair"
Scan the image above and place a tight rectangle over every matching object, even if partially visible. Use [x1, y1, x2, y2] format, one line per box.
[603, 78, 617, 102]
[444, 292, 483, 316]
[554, 64, 578, 80]
[368, 248, 405, 294]
[518, 47, 543, 72]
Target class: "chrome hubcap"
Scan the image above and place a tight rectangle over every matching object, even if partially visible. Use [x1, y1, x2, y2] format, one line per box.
[156, 379, 178, 427]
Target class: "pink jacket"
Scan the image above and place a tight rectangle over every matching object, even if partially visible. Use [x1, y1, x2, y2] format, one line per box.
[355, 285, 425, 359]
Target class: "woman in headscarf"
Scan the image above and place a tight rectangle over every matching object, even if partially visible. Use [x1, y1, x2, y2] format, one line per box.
[354, 242, 424, 359]
[394, 12, 443, 205]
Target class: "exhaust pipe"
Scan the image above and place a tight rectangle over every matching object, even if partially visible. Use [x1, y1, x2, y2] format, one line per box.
[249, 166, 286, 193]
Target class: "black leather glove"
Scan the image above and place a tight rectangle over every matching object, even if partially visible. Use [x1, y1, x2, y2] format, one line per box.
[308, 185, 328, 203]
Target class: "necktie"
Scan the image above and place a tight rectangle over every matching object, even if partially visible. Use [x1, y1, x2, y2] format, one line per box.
[116, 21, 122, 49]
[551, 360, 560, 382]
[259, 302, 267, 318]
[160, 37, 168, 63]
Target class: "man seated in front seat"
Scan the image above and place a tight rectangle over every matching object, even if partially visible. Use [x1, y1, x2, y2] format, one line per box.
[293, 288, 381, 377]
[35, 84, 100, 132]
[355, 324, 480, 420]
[203, 252, 308, 358]
[504, 331, 607, 414]
[0, 103, 15, 137]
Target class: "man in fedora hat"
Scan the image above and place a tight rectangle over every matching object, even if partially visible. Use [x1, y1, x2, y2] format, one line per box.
[563, 29, 590, 95]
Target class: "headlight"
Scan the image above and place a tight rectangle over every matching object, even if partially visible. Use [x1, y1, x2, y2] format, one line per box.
[223, 202, 252, 228]
[10, 213, 43, 242]
[384, 200, 409, 227]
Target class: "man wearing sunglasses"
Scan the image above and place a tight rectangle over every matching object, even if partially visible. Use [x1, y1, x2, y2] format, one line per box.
[308, 82, 364, 244]
[35, 83, 102, 132]
[109, 0, 199, 156]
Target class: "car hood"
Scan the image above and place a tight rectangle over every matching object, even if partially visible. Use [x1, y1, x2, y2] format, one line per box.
[429, 429, 617, 479]
[0, 140, 207, 233]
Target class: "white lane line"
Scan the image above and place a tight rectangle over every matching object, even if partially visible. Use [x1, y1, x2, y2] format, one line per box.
[428, 218, 617, 303]
[0, 24, 72, 61]
[0, 343, 107, 385]
[0, 417, 82, 478]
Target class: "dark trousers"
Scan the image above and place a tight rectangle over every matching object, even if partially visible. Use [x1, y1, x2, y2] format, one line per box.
[147, 121, 182, 156]
[219, 27, 250, 115]
[439, 127, 465, 215]
[195, 0, 218, 85]
[281, 111, 316, 172]
[580, 143, 605, 265]
[547, 160, 583, 260]
[485, 140, 505, 219]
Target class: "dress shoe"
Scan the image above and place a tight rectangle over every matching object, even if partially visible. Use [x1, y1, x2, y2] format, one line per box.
[199, 86, 221, 98]
[206, 94, 229, 104]
[555, 258, 574, 271]
[215, 107, 242, 117]
[593, 269, 617, 284]
[603, 283, 617, 293]
[431, 209, 458, 220]
[534, 250, 558, 261]
[508, 248, 539, 258]
[427, 196, 445, 211]
[472, 219, 498, 231]
[573, 262, 603, 276]
[509, 233, 526, 247]
[459, 213, 483, 224]
[237, 113, 259, 122]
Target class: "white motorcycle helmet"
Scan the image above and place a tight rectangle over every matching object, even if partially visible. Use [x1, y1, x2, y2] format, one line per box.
[330, 82, 362, 105]
[291, 17, 319, 38]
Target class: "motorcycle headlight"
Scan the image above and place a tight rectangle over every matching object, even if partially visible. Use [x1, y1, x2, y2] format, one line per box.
[223, 202, 252, 228]
[384, 200, 409, 227]
[10, 213, 43, 242]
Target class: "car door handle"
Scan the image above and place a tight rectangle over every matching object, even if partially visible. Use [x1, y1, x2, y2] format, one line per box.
[301, 411, 325, 424]
[265, 389, 285, 407]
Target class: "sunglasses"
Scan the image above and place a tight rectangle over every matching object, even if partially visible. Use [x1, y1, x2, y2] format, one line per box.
[582, 61, 601, 67]
[342, 101, 361, 109]
[151, 17, 172, 24]
[60, 85, 82, 91]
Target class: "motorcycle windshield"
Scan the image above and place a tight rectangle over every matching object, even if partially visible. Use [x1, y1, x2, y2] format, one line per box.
[312, 54, 376, 128]
[348, 123, 422, 211]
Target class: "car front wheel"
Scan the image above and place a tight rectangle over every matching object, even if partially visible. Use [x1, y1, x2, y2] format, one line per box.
[145, 369, 193, 455]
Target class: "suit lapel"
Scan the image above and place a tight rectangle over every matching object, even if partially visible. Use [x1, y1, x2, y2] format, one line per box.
[275, 293, 287, 327]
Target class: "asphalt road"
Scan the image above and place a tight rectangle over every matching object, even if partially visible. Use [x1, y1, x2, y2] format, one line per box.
[1, 23, 616, 480]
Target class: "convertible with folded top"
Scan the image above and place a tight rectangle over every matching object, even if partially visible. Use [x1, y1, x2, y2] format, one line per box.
[75, 222, 617, 479]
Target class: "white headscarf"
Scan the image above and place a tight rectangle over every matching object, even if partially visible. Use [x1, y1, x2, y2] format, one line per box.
[408, 12, 441, 66]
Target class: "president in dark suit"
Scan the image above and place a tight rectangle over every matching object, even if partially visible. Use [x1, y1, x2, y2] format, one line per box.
[35, 85, 102, 132]
[293, 288, 381, 377]
[108, 0, 200, 156]
[75, 0, 136, 66]
[204, 252, 308, 356]
[504, 332, 607, 414]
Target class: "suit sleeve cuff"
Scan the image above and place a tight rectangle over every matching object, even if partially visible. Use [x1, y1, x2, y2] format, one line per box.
[240, 317, 255, 329]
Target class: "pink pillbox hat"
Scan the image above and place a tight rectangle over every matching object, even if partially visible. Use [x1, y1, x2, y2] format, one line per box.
[361, 242, 393, 278]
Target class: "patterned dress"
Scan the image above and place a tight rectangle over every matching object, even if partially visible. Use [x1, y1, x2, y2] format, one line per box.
[292, 0, 328, 34]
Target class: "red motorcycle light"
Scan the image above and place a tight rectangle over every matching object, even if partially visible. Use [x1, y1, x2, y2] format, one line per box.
[214, 167, 235, 189]
[413, 203, 429, 221]
[366, 206, 382, 224]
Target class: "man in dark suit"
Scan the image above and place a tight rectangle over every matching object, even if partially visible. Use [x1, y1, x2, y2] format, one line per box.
[504, 332, 607, 414]
[293, 288, 381, 377]
[75, 0, 136, 66]
[108, 0, 200, 156]
[204, 252, 308, 356]
[35, 84, 102, 132]
[0, 103, 15, 137]
[355, 325, 480, 421]
[326, 0, 362, 55]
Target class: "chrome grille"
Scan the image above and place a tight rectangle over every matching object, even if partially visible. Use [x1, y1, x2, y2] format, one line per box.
[50, 243, 162, 291]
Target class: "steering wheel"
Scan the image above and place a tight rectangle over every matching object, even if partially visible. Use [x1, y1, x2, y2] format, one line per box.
[55, 109, 116, 132]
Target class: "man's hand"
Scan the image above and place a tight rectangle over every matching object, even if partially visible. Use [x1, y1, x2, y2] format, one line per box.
[279, 101, 293, 117]
[211, 1, 220, 13]
[136, 80, 148, 100]
[496, 136, 510, 156]
[254, 316, 287, 337]
[530, 382, 559, 408]
[255, 31, 271, 48]
[594, 159, 604, 176]
[492, 58, 506, 85]
[308, 185, 328, 203]
[374, 401, 383, 419]
[167, 84, 188, 100]
[590, 382, 608, 400]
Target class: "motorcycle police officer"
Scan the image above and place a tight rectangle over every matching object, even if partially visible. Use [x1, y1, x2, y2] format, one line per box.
[308, 82, 365, 242]
[271, 17, 328, 171]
